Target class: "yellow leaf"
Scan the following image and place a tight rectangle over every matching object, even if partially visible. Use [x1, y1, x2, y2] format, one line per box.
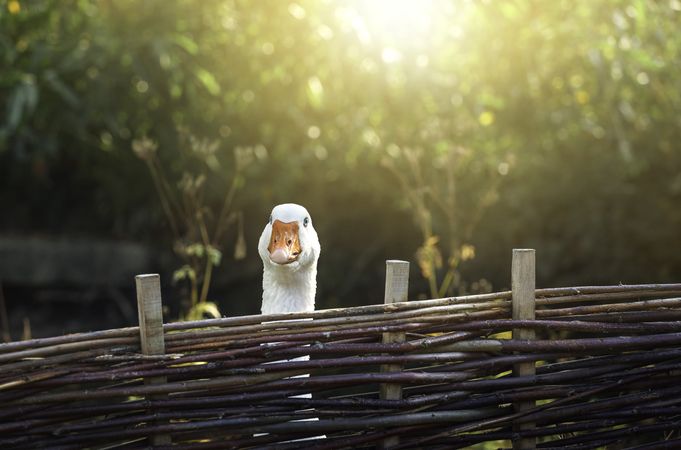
[424, 235, 440, 247]
[460, 244, 476, 261]
[186, 302, 221, 320]
[234, 228, 246, 260]
[416, 240, 443, 279]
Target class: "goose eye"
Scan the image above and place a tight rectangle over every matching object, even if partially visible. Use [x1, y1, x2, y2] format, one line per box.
[303, 217, 309, 227]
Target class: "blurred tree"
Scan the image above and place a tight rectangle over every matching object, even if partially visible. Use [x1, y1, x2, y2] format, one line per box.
[1, 0, 680, 314]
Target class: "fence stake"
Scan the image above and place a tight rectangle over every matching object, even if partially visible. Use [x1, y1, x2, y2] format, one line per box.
[135, 274, 171, 446]
[512, 249, 536, 449]
[380, 260, 409, 449]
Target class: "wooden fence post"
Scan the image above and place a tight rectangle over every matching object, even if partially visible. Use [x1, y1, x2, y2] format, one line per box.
[380, 260, 409, 449]
[512, 249, 536, 449]
[135, 274, 171, 446]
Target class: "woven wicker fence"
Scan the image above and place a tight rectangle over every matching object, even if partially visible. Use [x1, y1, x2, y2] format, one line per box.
[1, 249, 681, 449]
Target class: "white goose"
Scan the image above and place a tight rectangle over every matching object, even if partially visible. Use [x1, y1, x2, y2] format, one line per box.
[257, 203, 323, 440]
[258, 203, 321, 315]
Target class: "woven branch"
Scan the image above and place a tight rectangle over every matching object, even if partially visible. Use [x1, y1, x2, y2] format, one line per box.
[0, 283, 679, 448]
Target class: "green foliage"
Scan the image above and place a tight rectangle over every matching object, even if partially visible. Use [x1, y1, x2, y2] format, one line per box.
[2, 0, 681, 313]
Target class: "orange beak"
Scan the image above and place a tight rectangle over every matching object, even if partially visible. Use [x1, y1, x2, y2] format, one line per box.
[268, 220, 302, 264]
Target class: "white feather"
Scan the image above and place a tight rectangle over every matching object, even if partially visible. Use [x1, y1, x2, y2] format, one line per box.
[258, 203, 320, 314]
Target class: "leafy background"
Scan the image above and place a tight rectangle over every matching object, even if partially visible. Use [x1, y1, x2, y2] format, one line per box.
[2, 0, 681, 334]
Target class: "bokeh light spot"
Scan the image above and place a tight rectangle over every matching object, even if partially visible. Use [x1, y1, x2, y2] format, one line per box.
[497, 162, 509, 175]
[288, 3, 306, 20]
[135, 80, 149, 93]
[307, 126, 321, 139]
[575, 90, 590, 104]
[478, 111, 495, 126]
[636, 72, 650, 85]
[8, 0, 20, 14]
[381, 48, 402, 64]
[261, 42, 274, 55]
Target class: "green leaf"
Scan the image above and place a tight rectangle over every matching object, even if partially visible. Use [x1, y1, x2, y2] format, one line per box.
[172, 265, 196, 282]
[7, 87, 25, 130]
[206, 246, 222, 266]
[196, 68, 220, 95]
[23, 78, 38, 114]
[174, 34, 199, 55]
[44, 70, 79, 107]
[185, 243, 205, 257]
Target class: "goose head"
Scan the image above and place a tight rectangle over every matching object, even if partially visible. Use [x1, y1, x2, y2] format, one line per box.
[258, 203, 321, 314]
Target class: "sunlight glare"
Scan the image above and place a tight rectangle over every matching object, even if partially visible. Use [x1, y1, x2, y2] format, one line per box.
[363, 0, 437, 36]
[343, 0, 447, 62]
